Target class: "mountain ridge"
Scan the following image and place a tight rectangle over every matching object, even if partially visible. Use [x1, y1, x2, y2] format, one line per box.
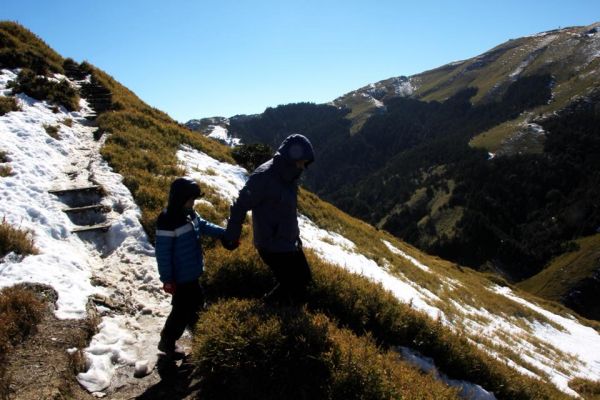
[190, 21, 600, 320]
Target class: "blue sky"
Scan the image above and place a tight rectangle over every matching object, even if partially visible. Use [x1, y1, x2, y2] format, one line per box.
[2, 1, 599, 122]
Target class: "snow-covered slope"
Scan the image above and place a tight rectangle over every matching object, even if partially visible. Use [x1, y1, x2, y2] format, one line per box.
[2, 67, 600, 397]
[0, 69, 171, 394]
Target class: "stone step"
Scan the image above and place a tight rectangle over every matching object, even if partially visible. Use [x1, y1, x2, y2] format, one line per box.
[63, 204, 110, 214]
[72, 223, 112, 233]
[48, 185, 103, 196]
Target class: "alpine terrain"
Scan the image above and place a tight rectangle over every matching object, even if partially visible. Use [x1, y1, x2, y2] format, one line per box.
[188, 22, 600, 322]
[1, 21, 600, 399]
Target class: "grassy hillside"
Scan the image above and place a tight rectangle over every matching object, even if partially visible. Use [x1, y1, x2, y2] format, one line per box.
[3, 21, 599, 398]
[226, 22, 600, 319]
[1, 21, 233, 240]
[518, 234, 600, 319]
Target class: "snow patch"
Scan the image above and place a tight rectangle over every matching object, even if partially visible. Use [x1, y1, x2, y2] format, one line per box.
[206, 124, 241, 147]
[177, 145, 247, 204]
[491, 285, 600, 397]
[299, 216, 440, 319]
[398, 346, 497, 399]
[393, 77, 415, 96]
[382, 239, 430, 272]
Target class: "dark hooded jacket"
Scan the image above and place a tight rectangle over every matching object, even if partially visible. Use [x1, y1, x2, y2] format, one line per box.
[155, 178, 225, 283]
[225, 134, 315, 252]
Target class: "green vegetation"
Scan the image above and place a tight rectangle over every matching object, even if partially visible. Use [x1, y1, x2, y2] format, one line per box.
[0, 21, 64, 75]
[193, 298, 459, 400]
[0, 218, 38, 258]
[569, 378, 600, 399]
[231, 143, 273, 172]
[0, 285, 46, 397]
[43, 123, 60, 139]
[8, 68, 80, 111]
[0, 95, 19, 115]
[62, 117, 73, 127]
[0, 150, 10, 177]
[470, 115, 526, 152]
[519, 234, 600, 320]
[201, 234, 569, 399]
[0, 165, 11, 177]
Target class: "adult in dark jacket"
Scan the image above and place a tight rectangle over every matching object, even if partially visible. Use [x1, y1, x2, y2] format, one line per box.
[155, 177, 225, 357]
[224, 134, 315, 304]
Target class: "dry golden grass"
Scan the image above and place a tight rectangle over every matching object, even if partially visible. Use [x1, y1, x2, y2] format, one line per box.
[193, 298, 459, 400]
[0, 165, 12, 177]
[569, 378, 600, 399]
[0, 218, 38, 258]
[0, 22, 64, 74]
[0, 96, 19, 116]
[43, 123, 60, 139]
[0, 285, 46, 398]
[200, 228, 569, 400]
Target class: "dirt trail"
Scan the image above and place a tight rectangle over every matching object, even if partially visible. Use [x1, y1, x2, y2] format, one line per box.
[4, 286, 200, 399]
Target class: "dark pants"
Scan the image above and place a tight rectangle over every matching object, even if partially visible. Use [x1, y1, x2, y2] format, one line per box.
[160, 280, 204, 349]
[258, 249, 312, 304]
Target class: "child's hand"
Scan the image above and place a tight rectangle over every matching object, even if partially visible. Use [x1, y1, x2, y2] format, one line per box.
[221, 237, 240, 251]
[163, 282, 176, 294]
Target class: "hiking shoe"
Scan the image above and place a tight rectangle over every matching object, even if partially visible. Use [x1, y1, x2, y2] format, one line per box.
[158, 340, 186, 360]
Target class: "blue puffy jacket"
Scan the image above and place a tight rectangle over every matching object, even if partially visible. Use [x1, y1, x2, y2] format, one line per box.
[155, 178, 225, 284]
[225, 134, 315, 252]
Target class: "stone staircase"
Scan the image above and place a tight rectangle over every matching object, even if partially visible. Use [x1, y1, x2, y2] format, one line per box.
[63, 61, 113, 121]
[49, 185, 112, 233]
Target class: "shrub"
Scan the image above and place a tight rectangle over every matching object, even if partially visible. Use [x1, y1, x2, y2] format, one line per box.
[0, 285, 46, 346]
[8, 68, 80, 111]
[303, 251, 568, 400]
[62, 117, 73, 127]
[0, 217, 38, 258]
[231, 143, 273, 172]
[0, 165, 12, 177]
[569, 378, 600, 399]
[202, 241, 274, 301]
[201, 243, 569, 400]
[0, 95, 19, 116]
[192, 299, 458, 400]
[43, 123, 60, 139]
[0, 150, 11, 177]
[0, 284, 49, 399]
[0, 22, 64, 75]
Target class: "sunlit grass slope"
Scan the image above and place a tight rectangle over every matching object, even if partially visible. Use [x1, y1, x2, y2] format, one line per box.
[2, 21, 595, 399]
[518, 234, 600, 315]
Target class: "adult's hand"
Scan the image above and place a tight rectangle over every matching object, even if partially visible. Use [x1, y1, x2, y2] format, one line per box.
[163, 282, 176, 295]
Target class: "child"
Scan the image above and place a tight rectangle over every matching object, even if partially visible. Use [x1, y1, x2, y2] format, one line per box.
[155, 177, 225, 358]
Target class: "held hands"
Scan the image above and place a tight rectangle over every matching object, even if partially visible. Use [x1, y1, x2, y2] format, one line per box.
[221, 237, 240, 251]
[163, 282, 176, 295]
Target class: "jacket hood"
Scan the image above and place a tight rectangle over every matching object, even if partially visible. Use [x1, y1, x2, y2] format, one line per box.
[273, 134, 315, 183]
[167, 177, 201, 214]
[276, 134, 315, 165]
